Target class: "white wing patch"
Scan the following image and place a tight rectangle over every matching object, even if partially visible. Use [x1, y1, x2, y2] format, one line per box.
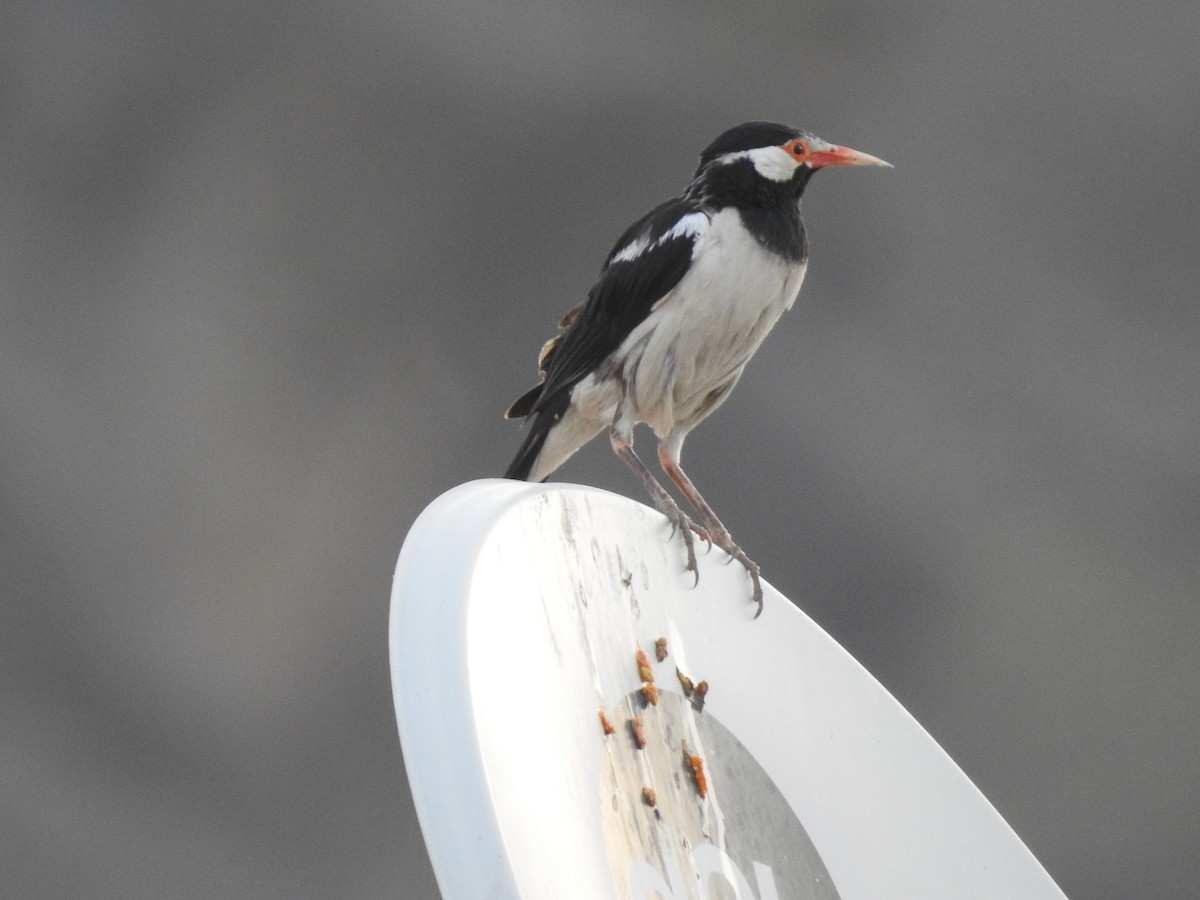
[610, 211, 710, 264]
[662, 211, 709, 242]
[610, 236, 650, 263]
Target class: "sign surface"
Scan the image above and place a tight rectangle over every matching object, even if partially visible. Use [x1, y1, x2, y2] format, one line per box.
[391, 480, 1066, 899]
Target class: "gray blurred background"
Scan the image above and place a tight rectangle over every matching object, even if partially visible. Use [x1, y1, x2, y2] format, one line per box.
[3, 1, 1197, 897]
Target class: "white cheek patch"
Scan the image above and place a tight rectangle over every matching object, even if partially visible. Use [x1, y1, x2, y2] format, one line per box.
[746, 145, 799, 182]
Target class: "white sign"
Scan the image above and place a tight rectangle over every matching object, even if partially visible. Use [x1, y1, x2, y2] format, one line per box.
[391, 480, 1066, 899]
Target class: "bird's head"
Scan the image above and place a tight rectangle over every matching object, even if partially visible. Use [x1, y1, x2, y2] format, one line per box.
[695, 121, 891, 190]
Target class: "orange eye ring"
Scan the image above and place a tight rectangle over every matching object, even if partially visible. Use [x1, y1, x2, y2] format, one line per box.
[786, 139, 809, 162]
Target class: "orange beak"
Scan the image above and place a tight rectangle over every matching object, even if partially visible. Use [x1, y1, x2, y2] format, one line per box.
[807, 140, 892, 170]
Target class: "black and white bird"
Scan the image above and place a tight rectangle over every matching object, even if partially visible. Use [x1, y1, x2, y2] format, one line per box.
[504, 121, 890, 614]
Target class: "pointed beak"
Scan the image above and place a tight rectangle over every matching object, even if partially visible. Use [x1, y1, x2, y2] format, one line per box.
[807, 140, 892, 170]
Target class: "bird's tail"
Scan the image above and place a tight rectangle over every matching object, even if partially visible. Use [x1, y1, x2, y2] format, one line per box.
[504, 390, 569, 481]
[504, 414, 552, 481]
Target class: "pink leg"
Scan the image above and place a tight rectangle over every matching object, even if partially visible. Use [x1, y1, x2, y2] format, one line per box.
[609, 428, 702, 583]
[658, 445, 763, 616]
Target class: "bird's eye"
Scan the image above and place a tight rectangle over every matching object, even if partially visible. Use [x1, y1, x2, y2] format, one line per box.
[791, 141, 808, 158]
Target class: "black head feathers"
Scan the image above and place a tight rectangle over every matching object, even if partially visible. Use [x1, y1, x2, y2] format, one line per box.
[695, 121, 804, 172]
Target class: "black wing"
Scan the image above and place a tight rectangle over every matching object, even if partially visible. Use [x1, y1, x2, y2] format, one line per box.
[522, 197, 706, 417]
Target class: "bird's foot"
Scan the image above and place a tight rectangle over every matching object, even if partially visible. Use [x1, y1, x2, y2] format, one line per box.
[706, 529, 764, 617]
[686, 519, 714, 552]
[659, 502, 704, 585]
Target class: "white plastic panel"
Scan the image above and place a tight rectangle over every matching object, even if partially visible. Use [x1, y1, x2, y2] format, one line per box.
[391, 480, 1066, 900]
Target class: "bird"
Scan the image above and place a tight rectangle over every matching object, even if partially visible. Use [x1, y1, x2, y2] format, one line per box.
[503, 121, 890, 615]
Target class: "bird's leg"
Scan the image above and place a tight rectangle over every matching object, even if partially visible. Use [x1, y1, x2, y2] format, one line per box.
[658, 445, 764, 616]
[609, 428, 704, 582]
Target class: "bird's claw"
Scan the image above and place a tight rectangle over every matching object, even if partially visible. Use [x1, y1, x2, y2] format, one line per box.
[705, 528, 763, 616]
[730, 549, 763, 617]
[748, 565, 764, 618]
[688, 521, 713, 553]
[679, 525, 700, 586]
[660, 503, 760, 608]
[663, 507, 701, 584]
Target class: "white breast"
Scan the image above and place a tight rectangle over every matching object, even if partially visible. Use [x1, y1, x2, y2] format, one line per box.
[618, 207, 807, 438]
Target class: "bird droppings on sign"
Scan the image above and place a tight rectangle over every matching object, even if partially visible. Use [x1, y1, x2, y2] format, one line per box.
[594, 683, 837, 898]
[629, 716, 647, 750]
[641, 683, 659, 707]
[598, 710, 616, 736]
[682, 742, 708, 798]
[675, 667, 694, 696]
[558, 500, 575, 548]
[691, 680, 709, 714]
[635, 646, 654, 684]
[654, 636, 668, 662]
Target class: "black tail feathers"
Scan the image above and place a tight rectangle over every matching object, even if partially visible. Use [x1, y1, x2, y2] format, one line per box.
[504, 390, 568, 481]
[504, 416, 549, 480]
